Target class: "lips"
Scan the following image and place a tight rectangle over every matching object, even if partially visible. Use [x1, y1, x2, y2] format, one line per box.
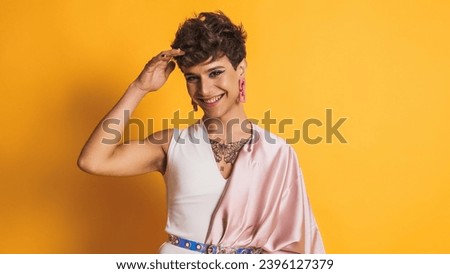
[198, 94, 224, 106]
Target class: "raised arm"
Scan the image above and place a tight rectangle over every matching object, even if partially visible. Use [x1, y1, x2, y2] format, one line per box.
[77, 49, 184, 176]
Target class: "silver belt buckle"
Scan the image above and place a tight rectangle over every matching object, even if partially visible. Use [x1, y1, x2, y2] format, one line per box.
[206, 244, 217, 254]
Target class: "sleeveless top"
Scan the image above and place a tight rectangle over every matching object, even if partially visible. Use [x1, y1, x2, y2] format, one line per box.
[159, 122, 227, 254]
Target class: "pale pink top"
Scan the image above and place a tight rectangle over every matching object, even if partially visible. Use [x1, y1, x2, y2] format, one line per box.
[205, 125, 325, 253]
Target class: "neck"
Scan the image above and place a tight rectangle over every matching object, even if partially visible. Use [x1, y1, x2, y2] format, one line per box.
[202, 107, 251, 143]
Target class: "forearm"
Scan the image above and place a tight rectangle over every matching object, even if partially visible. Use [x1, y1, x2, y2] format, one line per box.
[77, 83, 147, 172]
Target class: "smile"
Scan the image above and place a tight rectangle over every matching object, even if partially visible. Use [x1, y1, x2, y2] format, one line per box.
[200, 94, 224, 105]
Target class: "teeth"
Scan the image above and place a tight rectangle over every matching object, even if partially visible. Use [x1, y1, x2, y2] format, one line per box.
[203, 95, 222, 104]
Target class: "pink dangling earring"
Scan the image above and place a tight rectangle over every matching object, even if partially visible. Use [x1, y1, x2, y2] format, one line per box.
[191, 99, 198, 111]
[239, 78, 246, 103]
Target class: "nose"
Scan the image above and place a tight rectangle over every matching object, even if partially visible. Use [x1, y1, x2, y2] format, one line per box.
[198, 78, 213, 97]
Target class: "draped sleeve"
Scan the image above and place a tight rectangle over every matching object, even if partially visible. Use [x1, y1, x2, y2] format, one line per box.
[204, 125, 325, 253]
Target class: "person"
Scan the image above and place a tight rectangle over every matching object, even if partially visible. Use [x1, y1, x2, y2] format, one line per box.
[78, 11, 324, 254]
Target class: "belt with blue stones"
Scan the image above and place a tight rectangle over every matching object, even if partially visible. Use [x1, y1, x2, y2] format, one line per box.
[168, 234, 262, 254]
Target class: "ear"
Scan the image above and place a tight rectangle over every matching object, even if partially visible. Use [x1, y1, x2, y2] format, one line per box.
[237, 59, 247, 77]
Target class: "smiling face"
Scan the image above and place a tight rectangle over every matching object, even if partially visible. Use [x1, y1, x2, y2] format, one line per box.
[182, 55, 246, 121]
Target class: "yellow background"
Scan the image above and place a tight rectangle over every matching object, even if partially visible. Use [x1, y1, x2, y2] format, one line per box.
[1, 0, 449, 253]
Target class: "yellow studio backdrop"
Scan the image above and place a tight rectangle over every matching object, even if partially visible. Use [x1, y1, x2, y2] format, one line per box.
[0, 0, 449, 253]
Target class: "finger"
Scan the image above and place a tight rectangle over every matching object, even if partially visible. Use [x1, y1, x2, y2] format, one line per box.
[159, 48, 185, 59]
[164, 61, 176, 78]
[159, 52, 169, 59]
[169, 48, 185, 56]
[146, 48, 184, 70]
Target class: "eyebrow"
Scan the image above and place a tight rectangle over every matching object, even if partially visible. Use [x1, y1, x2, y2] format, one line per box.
[183, 66, 226, 76]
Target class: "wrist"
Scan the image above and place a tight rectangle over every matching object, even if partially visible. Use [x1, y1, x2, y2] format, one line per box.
[127, 82, 149, 98]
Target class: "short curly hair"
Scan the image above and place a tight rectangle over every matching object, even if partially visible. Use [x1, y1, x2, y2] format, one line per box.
[171, 11, 247, 70]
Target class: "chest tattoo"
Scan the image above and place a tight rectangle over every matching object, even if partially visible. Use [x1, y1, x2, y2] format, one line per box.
[209, 138, 250, 165]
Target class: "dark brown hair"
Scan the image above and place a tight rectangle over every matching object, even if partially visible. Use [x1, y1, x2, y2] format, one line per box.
[171, 11, 247, 70]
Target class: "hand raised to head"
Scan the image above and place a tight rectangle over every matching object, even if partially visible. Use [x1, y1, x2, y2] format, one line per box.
[132, 48, 185, 93]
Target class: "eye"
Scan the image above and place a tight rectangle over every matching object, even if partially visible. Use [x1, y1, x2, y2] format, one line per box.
[185, 75, 199, 83]
[209, 70, 224, 78]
